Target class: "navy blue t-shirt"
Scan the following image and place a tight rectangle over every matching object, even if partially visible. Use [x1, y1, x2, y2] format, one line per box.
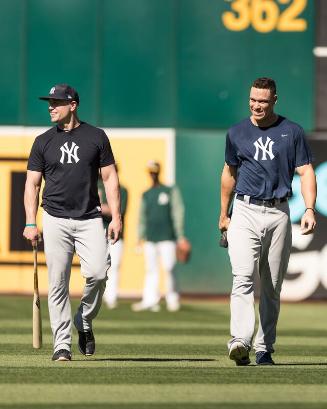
[225, 116, 312, 199]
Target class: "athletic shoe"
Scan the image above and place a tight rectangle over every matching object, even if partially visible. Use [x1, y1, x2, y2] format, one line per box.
[105, 301, 118, 310]
[255, 351, 275, 365]
[131, 302, 160, 312]
[77, 330, 95, 356]
[52, 349, 72, 361]
[228, 341, 250, 366]
[167, 301, 180, 312]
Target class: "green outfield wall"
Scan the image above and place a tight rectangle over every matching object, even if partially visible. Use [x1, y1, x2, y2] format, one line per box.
[175, 130, 232, 294]
[0, 0, 315, 130]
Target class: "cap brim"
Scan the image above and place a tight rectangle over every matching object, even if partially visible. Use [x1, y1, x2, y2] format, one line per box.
[39, 96, 70, 101]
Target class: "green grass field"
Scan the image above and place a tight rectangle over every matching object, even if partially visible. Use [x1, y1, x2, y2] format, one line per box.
[1, 296, 327, 408]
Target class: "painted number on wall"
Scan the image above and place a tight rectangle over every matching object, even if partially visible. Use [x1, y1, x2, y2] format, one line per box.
[222, 0, 307, 33]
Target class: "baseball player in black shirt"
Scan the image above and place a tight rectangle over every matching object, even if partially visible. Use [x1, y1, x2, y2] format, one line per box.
[23, 84, 122, 361]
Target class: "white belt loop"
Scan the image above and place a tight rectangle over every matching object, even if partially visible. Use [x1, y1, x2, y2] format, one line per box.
[244, 195, 250, 204]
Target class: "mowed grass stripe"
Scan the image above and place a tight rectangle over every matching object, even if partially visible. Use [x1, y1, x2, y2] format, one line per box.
[3, 342, 326, 363]
[3, 319, 326, 335]
[0, 405, 327, 409]
[0, 405, 326, 409]
[2, 331, 327, 346]
[1, 340, 326, 360]
[1, 384, 327, 404]
[2, 326, 327, 337]
[1, 353, 327, 369]
[0, 318, 228, 328]
[1, 366, 327, 384]
[0, 327, 226, 336]
[1, 334, 223, 345]
[0, 297, 227, 320]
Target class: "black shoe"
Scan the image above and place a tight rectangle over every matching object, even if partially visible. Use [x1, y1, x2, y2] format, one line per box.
[77, 330, 95, 356]
[52, 349, 72, 361]
[256, 351, 275, 365]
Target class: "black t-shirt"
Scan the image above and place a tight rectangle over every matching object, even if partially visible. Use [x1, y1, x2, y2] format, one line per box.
[225, 116, 312, 199]
[27, 122, 115, 218]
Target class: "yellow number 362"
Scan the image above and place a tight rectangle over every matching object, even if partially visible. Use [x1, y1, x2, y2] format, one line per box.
[222, 0, 307, 33]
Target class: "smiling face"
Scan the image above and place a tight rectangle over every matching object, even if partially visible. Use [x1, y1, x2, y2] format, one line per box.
[249, 87, 277, 126]
[48, 99, 77, 125]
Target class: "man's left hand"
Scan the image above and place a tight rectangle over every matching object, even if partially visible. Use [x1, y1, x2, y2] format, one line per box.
[300, 209, 316, 235]
[108, 217, 122, 244]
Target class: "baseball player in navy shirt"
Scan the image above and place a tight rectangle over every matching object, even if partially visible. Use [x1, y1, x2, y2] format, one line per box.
[23, 84, 122, 361]
[219, 77, 317, 366]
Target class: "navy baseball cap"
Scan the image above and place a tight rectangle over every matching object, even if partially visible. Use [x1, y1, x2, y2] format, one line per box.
[39, 84, 79, 104]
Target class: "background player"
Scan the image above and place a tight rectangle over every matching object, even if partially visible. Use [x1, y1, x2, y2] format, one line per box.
[132, 161, 187, 312]
[98, 165, 128, 309]
[219, 77, 316, 366]
[23, 84, 122, 361]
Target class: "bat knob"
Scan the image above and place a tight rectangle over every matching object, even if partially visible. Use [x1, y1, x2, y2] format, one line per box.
[219, 230, 228, 248]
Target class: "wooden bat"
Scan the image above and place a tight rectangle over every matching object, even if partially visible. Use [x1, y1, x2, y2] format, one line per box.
[33, 243, 42, 349]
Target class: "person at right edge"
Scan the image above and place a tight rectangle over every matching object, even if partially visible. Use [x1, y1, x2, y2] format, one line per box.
[132, 161, 187, 312]
[219, 77, 317, 366]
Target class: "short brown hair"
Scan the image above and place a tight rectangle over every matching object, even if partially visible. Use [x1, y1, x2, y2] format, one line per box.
[252, 77, 276, 95]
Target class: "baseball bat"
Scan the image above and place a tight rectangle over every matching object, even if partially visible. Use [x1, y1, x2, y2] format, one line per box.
[32, 243, 42, 349]
[219, 230, 228, 248]
[219, 197, 234, 248]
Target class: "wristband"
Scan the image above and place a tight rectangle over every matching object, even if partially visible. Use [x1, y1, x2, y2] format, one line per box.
[25, 223, 37, 227]
[305, 208, 315, 214]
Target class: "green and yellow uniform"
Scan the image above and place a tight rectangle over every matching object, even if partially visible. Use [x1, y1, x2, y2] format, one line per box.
[138, 184, 184, 242]
[97, 179, 128, 237]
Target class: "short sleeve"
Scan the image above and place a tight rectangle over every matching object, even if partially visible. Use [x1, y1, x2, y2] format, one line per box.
[99, 130, 115, 167]
[225, 132, 239, 166]
[295, 128, 313, 168]
[27, 137, 44, 172]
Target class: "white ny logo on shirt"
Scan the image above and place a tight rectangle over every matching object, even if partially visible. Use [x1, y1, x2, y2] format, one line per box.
[253, 136, 275, 161]
[60, 142, 80, 164]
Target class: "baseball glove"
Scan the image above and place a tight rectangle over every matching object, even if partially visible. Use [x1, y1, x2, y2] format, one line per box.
[176, 238, 192, 263]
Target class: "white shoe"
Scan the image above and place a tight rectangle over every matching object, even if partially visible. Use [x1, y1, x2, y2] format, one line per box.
[167, 301, 180, 312]
[131, 302, 160, 312]
[105, 301, 117, 310]
[228, 341, 250, 366]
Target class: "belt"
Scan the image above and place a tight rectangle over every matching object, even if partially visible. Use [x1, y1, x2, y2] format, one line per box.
[236, 194, 288, 207]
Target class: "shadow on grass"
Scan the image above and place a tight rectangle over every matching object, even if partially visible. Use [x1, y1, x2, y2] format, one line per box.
[74, 357, 217, 362]
[274, 362, 327, 366]
[3, 365, 327, 385]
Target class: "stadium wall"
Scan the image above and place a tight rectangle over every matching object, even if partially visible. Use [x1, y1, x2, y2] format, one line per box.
[0, 0, 315, 130]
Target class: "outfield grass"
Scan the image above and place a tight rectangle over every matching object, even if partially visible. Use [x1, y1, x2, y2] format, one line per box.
[0, 296, 327, 408]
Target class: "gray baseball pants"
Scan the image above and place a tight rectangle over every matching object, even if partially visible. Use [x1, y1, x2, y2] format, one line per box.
[43, 211, 110, 353]
[227, 197, 292, 353]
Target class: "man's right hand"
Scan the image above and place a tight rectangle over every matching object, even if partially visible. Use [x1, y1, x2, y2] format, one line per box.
[218, 215, 231, 232]
[23, 226, 40, 247]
